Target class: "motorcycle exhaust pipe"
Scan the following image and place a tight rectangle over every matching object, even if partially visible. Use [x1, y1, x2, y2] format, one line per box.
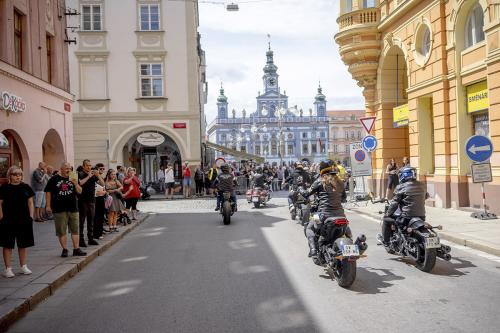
[355, 235, 368, 255]
[442, 245, 451, 253]
[437, 252, 452, 261]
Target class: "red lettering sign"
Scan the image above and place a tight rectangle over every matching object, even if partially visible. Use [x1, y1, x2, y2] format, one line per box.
[64, 102, 71, 112]
[173, 123, 187, 129]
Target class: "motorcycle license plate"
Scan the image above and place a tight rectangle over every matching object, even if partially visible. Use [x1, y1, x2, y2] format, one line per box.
[252, 197, 259, 202]
[342, 245, 360, 257]
[425, 237, 440, 249]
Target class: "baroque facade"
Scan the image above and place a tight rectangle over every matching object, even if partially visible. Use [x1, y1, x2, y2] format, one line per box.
[207, 46, 329, 164]
[67, 0, 207, 182]
[0, 0, 74, 183]
[335, 0, 500, 212]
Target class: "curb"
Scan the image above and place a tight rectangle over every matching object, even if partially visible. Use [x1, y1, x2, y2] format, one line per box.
[0, 214, 150, 333]
[347, 208, 500, 257]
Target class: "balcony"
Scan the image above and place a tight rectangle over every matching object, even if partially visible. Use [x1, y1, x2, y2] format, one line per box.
[337, 7, 380, 33]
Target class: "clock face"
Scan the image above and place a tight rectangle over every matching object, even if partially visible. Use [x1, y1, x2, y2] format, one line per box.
[268, 78, 276, 86]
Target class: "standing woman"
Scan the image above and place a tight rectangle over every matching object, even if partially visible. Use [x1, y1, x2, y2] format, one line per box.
[385, 158, 399, 200]
[105, 169, 126, 232]
[123, 168, 141, 220]
[164, 163, 175, 200]
[93, 163, 107, 239]
[0, 166, 35, 278]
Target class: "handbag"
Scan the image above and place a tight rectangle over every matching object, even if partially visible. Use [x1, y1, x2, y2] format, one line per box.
[105, 195, 113, 209]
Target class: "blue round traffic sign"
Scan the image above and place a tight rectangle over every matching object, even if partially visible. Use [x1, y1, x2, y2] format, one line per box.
[362, 135, 378, 152]
[466, 135, 493, 163]
[354, 150, 366, 162]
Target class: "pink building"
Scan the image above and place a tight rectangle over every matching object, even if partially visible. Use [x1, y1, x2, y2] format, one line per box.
[328, 110, 365, 166]
[0, 0, 73, 184]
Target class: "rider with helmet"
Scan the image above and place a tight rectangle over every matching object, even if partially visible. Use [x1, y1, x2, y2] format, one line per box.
[284, 162, 312, 206]
[382, 167, 426, 245]
[301, 160, 347, 260]
[214, 164, 238, 211]
[252, 166, 267, 189]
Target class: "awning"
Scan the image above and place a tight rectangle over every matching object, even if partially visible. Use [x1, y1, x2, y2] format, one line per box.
[205, 141, 265, 164]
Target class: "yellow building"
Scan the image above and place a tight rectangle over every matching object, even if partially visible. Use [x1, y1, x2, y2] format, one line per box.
[335, 0, 500, 212]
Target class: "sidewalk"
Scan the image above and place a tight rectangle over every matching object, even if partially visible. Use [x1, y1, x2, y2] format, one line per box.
[346, 202, 500, 256]
[0, 213, 150, 332]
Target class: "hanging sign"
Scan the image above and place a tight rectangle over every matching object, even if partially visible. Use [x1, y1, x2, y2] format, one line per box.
[467, 81, 489, 114]
[137, 132, 165, 147]
[359, 117, 376, 133]
[393, 104, 409, 128]
[1, 91, 26, 113]
[349, 142, 372, 177]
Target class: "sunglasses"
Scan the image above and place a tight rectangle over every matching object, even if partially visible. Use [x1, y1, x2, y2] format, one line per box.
[11, 173, 23, 176]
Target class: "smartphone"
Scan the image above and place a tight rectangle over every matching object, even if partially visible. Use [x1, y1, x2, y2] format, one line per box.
[69, 171, 78, 182]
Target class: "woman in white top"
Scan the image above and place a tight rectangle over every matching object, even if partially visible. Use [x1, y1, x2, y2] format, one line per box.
[164, 164, 175, 199]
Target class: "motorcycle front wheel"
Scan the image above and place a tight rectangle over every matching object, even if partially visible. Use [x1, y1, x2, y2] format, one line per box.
[333, 259, 357, 288]
[222, 201, 232, 225]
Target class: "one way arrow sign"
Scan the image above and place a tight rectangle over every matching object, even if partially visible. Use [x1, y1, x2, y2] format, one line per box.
[466, 135, 493, 163]
[359, 117, 376, 134]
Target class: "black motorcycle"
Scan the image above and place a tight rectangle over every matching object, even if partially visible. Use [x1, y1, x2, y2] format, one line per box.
[220, 191, 236, 225]
[375, 199, 451, 272]
[312, 214, 368, 288]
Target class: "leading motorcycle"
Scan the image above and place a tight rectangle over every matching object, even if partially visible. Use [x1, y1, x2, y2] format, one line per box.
[220, 191, 236, 225]
[312, 214, 368, 288]
[375, 199, 451, 272]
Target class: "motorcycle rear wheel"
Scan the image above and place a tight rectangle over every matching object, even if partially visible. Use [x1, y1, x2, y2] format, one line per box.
[334, 259, 357, 288]
[415, 231, 437, 272]
[222, 201, 231, 225]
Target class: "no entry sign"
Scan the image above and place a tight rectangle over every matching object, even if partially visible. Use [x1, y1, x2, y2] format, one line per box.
[349, 142, 372, 177]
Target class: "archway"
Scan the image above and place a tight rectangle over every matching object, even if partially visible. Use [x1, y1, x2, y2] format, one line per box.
[123, 132, 182, 184]
[42, 129, 65, 169]
[0, 129, 28, 184]
[379, 45, 410, 166]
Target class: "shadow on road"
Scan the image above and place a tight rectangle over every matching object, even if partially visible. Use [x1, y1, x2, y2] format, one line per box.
[387, 255, 476, 277]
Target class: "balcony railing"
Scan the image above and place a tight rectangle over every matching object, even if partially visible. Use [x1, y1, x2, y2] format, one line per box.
[337, 7, 380, 32]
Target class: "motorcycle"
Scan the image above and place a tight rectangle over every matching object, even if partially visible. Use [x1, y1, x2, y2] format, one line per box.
[312, 214, 368, 288]
[220, 191, 236, 225]
[294, 187, 311, 226]
[375, 199, 451, 272]
[246, 186, 270, 208]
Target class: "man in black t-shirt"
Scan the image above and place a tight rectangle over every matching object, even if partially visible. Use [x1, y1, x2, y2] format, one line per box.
[45, 162, 86, 257]
[78, 159, 105, 247]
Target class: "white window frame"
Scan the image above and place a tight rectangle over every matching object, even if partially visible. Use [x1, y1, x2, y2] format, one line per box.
[140, 63, 164, 97]
[139, 4, 160, 31]
[465, 4, 485, 49]
[81, 4, 102, 31]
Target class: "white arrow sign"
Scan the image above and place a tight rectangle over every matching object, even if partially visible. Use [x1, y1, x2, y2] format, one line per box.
[468, 144, 491, 154]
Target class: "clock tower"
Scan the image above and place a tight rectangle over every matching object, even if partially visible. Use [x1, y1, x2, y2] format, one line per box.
[314, 83, 327, 117]
[217, 84, 228, 119]
[263, 43, 279, 93]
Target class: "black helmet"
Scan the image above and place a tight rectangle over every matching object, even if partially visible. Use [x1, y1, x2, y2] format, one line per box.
[221, 164, 230, 173]
[319, 160, 337, 176]
[256, 166, 263, 174]
[296, 162, 304, 170]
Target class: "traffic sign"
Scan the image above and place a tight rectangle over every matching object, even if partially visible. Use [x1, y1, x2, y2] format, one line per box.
[471, 163, 492, 183]
[349, 142, 372, 177]
[362, 135, 378, 152]
[359, 117, 376, 133]
[466, 135, 493, 162]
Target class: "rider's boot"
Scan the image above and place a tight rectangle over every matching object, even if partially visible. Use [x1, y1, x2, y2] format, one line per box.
[307, 236, 318, 258]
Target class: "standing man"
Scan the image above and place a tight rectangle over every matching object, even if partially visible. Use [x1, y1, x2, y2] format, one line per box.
[157, 165, 165, 193]
[45, 162, 86, 257]
[182, 161, 192, 198]
[31, 162, 47, 222]
[78, 160, 104, 247]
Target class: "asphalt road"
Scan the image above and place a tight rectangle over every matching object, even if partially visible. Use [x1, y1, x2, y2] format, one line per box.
[9, 195, 500, 333]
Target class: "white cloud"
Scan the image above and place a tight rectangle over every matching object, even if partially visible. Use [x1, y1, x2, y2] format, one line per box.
[199, 0, 364, 124]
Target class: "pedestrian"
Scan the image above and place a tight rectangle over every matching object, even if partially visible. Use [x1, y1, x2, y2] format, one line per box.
[31, 162, 48, 222]
[182, 161, 192, 198]
[116, 166, 126, 184]
[207, 164, 218, 196]
[157, 165, 165, 193]
[77, 159, 104, 247]
[45, 162, 87, 257]
[93, 163, 107, 240]
[401, 156, 411, 168]
[194, 166, 204, 197]
[123, 168, 141, 220]
[385, 158, 399, 200]
[164, 163, 175, 199]
[105, 169, 126, 232]
[0, 166, 35, 278]
[277, 166, 284, 191]
[336, 160, 346, 181]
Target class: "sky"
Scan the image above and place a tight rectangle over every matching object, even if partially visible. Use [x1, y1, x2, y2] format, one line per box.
[197, 0, 365, 124]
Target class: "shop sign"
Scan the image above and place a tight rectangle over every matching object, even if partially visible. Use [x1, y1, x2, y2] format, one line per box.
[393, 104, 409, 128]
[467, 81, 489, 114]
[1, 91, 26, 113]
[137, 132, 165, 147]
[173, 123, 187, 129]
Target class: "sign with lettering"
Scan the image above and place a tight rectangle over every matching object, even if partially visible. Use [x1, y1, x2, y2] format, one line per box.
[137, 132, 165, 147]
[471, 163, 492, 184]
[467, 81, 489, 113]
[349, 142, 372, 177]
[1, 91, 26, 113]
[393, 104, 409, 128]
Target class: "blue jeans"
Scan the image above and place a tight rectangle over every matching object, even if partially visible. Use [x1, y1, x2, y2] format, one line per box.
[216, 191, 237, 208]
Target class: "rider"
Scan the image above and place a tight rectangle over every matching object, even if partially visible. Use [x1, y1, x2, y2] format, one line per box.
[382, 167, 426, 245]
[252, 166, 267, 189]
[301, 160, 347, 261]
[285, 162, 311, 207]
[214, 164, 238, 211]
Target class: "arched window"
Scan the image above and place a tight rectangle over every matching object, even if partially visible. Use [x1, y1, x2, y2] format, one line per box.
[465, 4, 485, 49]
[363, 0, 376, 8]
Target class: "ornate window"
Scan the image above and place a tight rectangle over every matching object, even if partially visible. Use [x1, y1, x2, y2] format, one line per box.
[414, 21, 432, 67]
[140, 4, 160, 31]
[140, 63, 163, 97]
[81, 5, 102, 31]
[465, 4, 485, 49]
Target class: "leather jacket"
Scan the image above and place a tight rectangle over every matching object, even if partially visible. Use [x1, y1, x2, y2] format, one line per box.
[285, 169, 311, 187]
[386, 180, 426, 218]
[215, 173, 237, 192]
[302, 178, 346, 217]
[252, 173, 267, 188]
